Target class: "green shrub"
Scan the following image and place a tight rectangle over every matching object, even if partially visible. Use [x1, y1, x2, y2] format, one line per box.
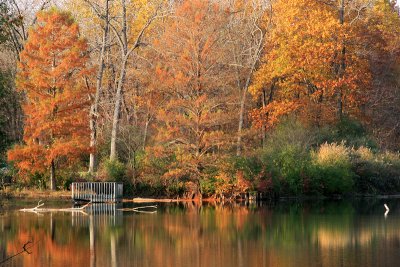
[198, 166, 221, 197]
[130, 181, 164, 197]
[263, 144, 309, 194]
[165, 181, 185, 198]
[265, 117, 315, 151]
[104, 160, 126, 182]
[352, 150, 400, 194]
[62, 177, 74, 190]
[230, 156, 263, 183]
[258, 118, 313, 195]
[200, 177, 217, 197]
[29, 172, 47, 190]
[310, 142, 355, 195]
[314, 117, 377, 149]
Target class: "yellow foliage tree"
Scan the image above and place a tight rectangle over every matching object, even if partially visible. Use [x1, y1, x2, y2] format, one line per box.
[250, 0, 371, 130]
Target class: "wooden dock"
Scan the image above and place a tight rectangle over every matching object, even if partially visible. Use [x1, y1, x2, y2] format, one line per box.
[71, 182, 123, 203]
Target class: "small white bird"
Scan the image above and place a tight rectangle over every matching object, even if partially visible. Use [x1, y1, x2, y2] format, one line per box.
[384, 203, 390, 217]
[384, 203, 390, 211]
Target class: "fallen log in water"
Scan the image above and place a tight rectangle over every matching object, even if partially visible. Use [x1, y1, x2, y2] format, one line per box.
[19, 200, 157, 214]
[118, 205, 157, 214]
[19, 200, 91, 214]
[124, 198, 178, 203]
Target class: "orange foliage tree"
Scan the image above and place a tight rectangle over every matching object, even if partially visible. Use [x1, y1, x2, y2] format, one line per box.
[7, 9, 92, 190]
[250, 0, 371, 132]
[151, 0, 234, 194]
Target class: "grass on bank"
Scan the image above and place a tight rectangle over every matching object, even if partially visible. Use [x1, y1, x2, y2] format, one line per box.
[230, 119, 400, 197]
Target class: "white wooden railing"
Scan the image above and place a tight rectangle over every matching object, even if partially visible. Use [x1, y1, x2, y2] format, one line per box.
[71, 182, 123, 202]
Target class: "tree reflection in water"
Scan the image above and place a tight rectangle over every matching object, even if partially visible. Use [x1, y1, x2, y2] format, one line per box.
[1, 199, 400, 267]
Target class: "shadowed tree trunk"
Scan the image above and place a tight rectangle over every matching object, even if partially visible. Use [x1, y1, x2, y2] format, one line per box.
[50, 160, 56, 190]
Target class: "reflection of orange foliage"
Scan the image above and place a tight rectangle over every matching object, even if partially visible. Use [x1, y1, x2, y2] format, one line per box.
[7, 228, 90, 267]
[6, 205, 400, 267]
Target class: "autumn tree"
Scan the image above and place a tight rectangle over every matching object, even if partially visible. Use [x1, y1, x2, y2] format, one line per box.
[108, 0, 164, 161]
[152, 0, 235, 195]
[250, 0, 371, 136]
[224, 0, 267, 155]
[7, 9, 92, 190]
[362, 0, 400, 148]
[1, 1, 54, 160]
[74, 0, 111, 173]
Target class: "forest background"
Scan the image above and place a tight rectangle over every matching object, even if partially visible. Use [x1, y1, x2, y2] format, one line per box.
[1, 0, 400, 199]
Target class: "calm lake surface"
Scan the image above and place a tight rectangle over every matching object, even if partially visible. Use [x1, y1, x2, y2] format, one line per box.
[1, 198, 400, 267]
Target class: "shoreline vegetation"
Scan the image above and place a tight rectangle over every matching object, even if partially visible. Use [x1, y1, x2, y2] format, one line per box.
[2, 188, 400, 204]
[1, 118, 400, 200]
[1, 1, 400, 200]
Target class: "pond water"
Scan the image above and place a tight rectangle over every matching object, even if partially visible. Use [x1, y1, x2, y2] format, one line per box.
[1, 198, 400, 267]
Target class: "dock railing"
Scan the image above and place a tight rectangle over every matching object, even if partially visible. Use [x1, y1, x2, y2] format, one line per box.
[71, 182, 123, 203]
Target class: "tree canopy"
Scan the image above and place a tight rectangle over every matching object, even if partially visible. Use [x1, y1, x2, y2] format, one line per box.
[7, 9, 92, 189]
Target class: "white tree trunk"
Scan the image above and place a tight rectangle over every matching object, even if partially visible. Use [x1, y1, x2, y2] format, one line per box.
[89, 0, 109, 172]
[110, 57, 128, 160]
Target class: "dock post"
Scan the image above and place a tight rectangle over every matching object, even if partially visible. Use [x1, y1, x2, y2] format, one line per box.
[113, 183, 116, 202]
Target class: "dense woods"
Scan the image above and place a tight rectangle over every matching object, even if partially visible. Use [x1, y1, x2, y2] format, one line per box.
[1, 0, 400, 198]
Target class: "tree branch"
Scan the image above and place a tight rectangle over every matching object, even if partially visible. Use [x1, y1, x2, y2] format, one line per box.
[0, 241, 33, 264]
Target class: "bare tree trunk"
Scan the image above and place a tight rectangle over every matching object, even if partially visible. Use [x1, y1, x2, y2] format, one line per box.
[261, 89, 267, 147]
[236, 82, 247, 156]
[236, 73, 257, 156]
[110, 0, 129, 161]
[142, 115, 150, 150]
[89, 0, 110, 172]
[230, 5, 265, 156]
[109, 1, 160, 160]
[110, 56, 128, 160]
[50, 160, 56, 191]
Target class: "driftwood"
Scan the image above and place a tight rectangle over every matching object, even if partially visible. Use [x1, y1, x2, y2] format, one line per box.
[118, 205, 157, 214]
[19, 201, 157, 214]
[125, 198, 178, 203]
[19, 200, 91, 215]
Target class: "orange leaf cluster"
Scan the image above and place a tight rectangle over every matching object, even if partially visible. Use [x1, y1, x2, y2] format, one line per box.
[250, 101, 299, 130]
